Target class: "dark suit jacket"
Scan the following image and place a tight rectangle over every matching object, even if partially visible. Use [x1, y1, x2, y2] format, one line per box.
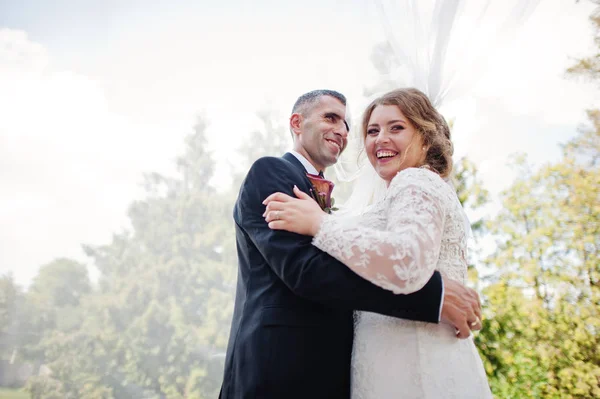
[219, 153, 443, 399]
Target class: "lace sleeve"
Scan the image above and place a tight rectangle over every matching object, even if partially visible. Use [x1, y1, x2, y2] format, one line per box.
[312, 168, 446, 294]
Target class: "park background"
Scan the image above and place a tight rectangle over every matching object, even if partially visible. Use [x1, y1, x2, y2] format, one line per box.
[1, 0, 599, 397]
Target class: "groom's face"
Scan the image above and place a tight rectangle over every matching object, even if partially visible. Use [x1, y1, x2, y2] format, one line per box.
[292, 95, 348, 171]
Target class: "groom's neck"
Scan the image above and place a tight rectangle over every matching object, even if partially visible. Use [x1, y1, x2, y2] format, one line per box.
[293, 146, 325, 174]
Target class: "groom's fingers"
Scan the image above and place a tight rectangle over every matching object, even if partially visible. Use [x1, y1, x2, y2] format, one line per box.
[467, 288, 482, 324]
[456, 320, 471, 339]
[474, 293, 482, 321]
[441, 278, 482, 338]
[469, 319, 482, 331]
[466, 311, 480, 331]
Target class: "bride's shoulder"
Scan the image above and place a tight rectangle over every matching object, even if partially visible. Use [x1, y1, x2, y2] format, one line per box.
[390, 166, 447, 190]
[386, 168, 452, 207]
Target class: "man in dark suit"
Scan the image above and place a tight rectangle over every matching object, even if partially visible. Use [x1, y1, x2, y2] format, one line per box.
[219, 89, 481, 399]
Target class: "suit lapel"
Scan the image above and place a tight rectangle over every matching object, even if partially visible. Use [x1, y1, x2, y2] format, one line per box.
[282, 153, 328, 209]
[282, 152, 306, 174]
[282, 152, 316, 193]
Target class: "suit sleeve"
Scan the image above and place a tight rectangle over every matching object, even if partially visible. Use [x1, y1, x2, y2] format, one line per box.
[236, 157, 443, 323]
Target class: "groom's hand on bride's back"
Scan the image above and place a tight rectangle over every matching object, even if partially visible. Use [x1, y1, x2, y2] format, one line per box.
[441, 277, 482, 339]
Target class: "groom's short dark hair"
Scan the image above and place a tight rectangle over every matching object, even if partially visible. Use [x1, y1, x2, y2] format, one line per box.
[291, 89, 346, 116]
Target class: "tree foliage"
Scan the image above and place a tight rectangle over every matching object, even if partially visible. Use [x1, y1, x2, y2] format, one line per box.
[568, 1, 600, 83]
[13, 118, 237, 398]
[476, 111, 600, 398]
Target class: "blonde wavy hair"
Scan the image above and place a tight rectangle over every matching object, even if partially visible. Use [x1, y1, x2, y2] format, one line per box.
[361, 88, 453, 178]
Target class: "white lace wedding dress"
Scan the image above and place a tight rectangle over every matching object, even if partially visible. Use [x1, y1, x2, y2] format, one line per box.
[313, 167, 492, 398]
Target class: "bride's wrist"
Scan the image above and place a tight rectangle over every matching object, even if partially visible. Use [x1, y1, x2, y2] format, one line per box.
[311, 212, 326, 236]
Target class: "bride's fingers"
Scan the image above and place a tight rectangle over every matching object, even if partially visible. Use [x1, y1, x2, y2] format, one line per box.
[293, 185, 312, 200]
[265, 210, 287, 223]
[267, 220, 287, 230]
[263, 192, 293, 205]
[263, 201, 285, 216]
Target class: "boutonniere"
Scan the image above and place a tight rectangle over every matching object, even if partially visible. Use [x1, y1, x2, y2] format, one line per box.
[306, 173, 337, 214]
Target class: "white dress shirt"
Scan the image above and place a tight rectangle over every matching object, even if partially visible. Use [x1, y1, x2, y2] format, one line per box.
[289, 150, 320, 176]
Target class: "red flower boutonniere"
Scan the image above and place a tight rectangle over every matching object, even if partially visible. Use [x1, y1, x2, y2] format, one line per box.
[306, 173, 337, 214]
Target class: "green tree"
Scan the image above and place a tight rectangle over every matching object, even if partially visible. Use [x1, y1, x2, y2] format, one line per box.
[567, 0, 600, 83]
[26, 116, 236, 399]
[0, 274, 21, 361]
[26, 258, 90, 335]
[475, 4, 600, 396]
[476, 123, 600, 398]
[23, 258, 90, 356]
[452, 156, 490, 234]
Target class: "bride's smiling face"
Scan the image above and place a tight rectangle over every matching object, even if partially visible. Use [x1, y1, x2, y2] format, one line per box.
[364, 105, 425, 185]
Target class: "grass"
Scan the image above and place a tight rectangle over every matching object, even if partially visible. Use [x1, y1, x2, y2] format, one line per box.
[0, 388, 29, 399]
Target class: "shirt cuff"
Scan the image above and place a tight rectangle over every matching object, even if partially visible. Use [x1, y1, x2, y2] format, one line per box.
[438, 278, 444, 322]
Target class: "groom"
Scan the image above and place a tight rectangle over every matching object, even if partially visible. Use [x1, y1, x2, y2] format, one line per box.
[219, 89, 482, 399]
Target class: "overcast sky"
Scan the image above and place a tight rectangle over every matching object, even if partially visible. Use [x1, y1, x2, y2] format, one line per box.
[1, 0, 598, 287]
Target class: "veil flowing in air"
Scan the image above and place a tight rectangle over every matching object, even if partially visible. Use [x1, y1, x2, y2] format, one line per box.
[334, 0, 541, 214]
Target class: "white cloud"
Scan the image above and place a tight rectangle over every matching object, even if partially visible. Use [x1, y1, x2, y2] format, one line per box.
[0, 29, 182, 286]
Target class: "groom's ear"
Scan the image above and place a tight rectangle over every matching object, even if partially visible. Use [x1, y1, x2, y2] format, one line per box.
[290, 113, 303, 138]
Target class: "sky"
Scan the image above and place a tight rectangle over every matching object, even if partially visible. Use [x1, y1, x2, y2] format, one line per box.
[1, 0, 598, 287]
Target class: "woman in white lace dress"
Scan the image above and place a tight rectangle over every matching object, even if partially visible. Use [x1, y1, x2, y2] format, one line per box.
[263, 88, 492, 398]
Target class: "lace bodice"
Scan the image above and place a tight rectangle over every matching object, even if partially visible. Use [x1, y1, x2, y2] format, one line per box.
[313, 167, 468, 293]
[313, 168, 492, 398]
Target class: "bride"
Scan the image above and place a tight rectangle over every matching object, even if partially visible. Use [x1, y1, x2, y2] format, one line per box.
[263, 87, 492, 398]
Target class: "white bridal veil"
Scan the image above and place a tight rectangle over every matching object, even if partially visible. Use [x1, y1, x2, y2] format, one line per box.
[335, 0, 541, 215]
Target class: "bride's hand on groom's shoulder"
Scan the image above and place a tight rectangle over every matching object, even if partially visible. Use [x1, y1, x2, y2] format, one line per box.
[440, 277, 482, 339]
[263, 186, 326, 236]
